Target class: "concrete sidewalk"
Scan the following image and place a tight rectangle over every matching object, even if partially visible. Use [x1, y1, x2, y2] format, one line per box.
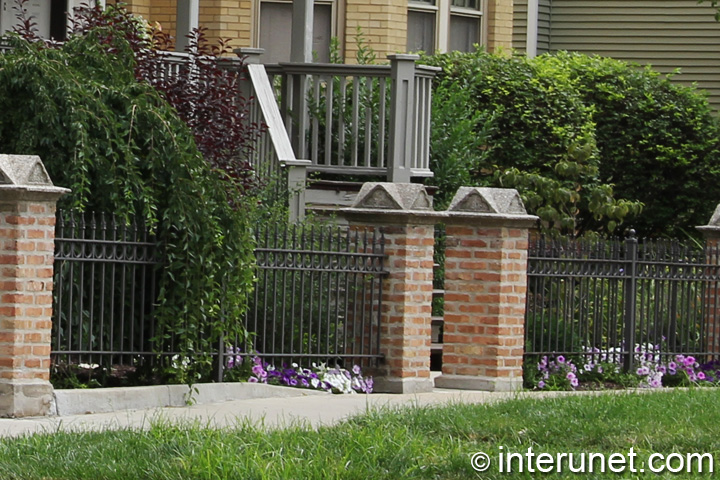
[0, 382, 534, 438]
[0, 382, 645, 439]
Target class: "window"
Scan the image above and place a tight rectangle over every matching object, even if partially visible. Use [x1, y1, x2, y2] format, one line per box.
[449, 0, 482, 52]
[408, 0, 483, 54]
[258, 0, 334, 63]
[407, 0, 436, 54]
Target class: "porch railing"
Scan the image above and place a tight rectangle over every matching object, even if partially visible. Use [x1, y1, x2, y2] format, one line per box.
[261, 54, 439, 182]
[150, 49, 312, 221]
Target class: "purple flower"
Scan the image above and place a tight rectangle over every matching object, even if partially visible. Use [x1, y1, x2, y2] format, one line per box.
[684, 356, 696, 367]
[637, 366, 650, 376]
[697, 372, 706, 381]
[248, 376, 259, 383]
[352, 365, 361, 375]
[557, 355, 566, 364]
[570, 378, 579, 388]
[538, 380, 546, 389]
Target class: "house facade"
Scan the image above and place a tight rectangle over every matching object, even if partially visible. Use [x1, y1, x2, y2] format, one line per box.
[514, 0, 720, 111]
[95, 0, 514, 62]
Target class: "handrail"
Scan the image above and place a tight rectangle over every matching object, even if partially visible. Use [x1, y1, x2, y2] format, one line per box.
[246, 64, 298, 164]
[243, 63, 310, 221]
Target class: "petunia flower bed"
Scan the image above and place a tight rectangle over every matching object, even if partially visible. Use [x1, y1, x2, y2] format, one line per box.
[533, 343, 720, 391]
[245, 356, 374, 394]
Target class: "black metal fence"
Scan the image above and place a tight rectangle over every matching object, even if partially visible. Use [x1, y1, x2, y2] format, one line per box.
[526, 233, 720, 370]
[52, 211, 161, 367]
[51, 212, 387, 374]
[241, 223, 387, 368]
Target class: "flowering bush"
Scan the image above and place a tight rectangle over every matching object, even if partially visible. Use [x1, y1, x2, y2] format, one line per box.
[536, 355, 579, 390]
[534, 343, 718, 391]
[246, 357, 373, 394]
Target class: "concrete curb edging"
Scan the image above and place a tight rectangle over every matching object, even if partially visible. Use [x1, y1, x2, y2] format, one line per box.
[52, 383, 327, 416]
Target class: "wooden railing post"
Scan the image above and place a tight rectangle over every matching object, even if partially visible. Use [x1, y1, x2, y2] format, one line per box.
[290, 73, 310, 160]
[387, 54, 419, 184]
[285, 161, 308, 222]
[235, 47, 264, 105]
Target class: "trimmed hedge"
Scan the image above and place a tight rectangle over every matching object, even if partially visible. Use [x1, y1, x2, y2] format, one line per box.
[424, 49, 720, 237]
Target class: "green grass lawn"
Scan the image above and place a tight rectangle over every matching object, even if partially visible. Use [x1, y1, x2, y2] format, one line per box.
[1, 389, 719, 479]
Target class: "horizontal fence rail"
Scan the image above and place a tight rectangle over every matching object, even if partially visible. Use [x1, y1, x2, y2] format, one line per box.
[526, 234, 720, 370]
[51, 212, 387, 376]
[240, 223, 387, 369]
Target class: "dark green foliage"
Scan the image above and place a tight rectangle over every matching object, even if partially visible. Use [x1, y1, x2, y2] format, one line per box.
[423, 49, 720, 237]
[423, 50, 642, 236]
[539, 52, 720, 237]
[0, 31, 255, 369]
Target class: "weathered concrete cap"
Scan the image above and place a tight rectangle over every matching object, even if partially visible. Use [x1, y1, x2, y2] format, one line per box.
[351, 183, 432, 211]
[707, 204, 720, 226]
[0, 155, 54, 186]
[447, 187, 527, 215]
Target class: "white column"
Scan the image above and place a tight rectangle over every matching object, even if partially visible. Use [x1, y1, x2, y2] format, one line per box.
[437, 0, 450, 53]
[526, 0, 539, 58]
[291, 0, 313, 63]
[176, 0, 200, 52]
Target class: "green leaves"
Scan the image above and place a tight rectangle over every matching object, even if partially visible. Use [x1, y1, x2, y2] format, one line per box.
[0, 16, 257, 377]
[422, 49, 639, 236]
[422, 48, 719, 238]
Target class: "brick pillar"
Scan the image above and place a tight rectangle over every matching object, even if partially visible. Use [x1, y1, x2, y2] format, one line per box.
[0, 155, 69, 417]
[343, 183, 440, 393]
[697, 205, 720, 355]
[435, 187, 537, 392]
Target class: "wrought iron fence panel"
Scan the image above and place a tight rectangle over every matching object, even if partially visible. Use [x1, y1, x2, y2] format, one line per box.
[52, 211, 161, 367]
[238, 223, 387, 369]
[526, 234, 720, 369]
[52, 212, 387, 377]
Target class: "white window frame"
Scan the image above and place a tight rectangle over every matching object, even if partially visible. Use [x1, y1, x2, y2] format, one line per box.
[407, 0, 438, 54]
[447, 0, 485, 52]
[410, 0, 486, 54]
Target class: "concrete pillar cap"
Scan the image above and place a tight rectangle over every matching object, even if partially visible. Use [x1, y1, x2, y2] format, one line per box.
[351, 182, 432, 211]
[447, 187, 527, 215]
[0, 154, 54, 186]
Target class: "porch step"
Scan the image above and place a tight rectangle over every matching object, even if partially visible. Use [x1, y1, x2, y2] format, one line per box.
[304, 180, 439, 216]
[305, 179, 363, 215]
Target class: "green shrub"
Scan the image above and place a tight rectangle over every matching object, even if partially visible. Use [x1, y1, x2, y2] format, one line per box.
[0, 32, 255, 370]
[539, 52, 720, 237]
[423, 50, 642, 235]
[423, 49, 720, 237]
